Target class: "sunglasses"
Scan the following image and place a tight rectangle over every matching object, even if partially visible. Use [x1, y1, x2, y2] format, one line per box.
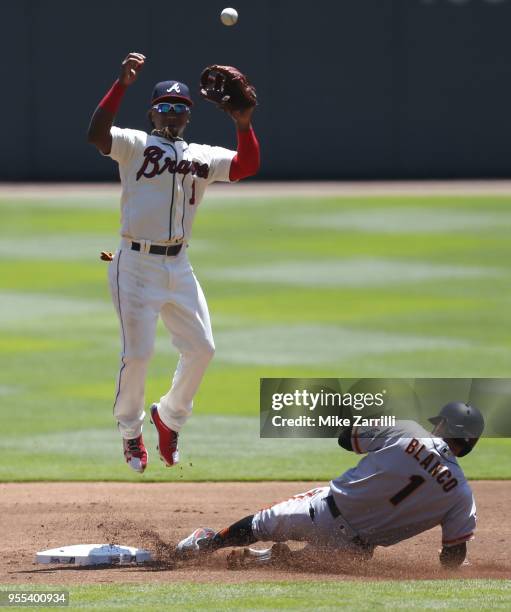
[152, 102, 190, 115]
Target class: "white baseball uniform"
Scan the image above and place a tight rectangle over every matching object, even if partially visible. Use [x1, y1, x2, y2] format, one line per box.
[106, 126, 236, 438]
[252, 422, 476, 551]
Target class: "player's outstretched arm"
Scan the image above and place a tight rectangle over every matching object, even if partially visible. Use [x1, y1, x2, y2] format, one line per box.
[87, 52, 145, 155]
[439, 542, 467, 568]
[227, 107, 260, 181]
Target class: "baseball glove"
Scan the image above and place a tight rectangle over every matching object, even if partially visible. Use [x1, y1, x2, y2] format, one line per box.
[199, 65, 257, 112]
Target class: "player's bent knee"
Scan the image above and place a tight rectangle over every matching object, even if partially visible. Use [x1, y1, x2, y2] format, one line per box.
[192, 340, 215, 362]
[203, 341, 215, 361]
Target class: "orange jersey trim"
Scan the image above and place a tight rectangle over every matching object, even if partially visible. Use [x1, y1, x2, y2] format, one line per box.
[442, 532, 474, 546]
[352, 427, 363, 454]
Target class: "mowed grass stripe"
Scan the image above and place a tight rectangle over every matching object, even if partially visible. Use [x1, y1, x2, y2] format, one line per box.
[289, 207, 511, 233]
[2, 579, 510, 611]
[0, 236, 216, 261]
[1, 194, 510, 481]
[208, 325, 469, 366]
[203, 258, 502, 287]
[0, 291, 110, 325]
[0, 416, 508, 481]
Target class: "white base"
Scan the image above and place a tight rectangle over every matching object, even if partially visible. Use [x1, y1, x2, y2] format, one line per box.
[246, 547, 272, 562]
[35, 543, 152, 566]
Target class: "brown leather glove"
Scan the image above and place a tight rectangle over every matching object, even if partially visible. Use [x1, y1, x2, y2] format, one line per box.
[200, 65, 257, 112]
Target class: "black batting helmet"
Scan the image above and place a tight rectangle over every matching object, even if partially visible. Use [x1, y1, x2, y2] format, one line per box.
[429, 401, 485, 457]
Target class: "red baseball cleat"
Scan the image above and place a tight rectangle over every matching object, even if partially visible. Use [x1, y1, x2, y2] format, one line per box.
[150, 403, 179, 467]
[123, 434, 148, 473]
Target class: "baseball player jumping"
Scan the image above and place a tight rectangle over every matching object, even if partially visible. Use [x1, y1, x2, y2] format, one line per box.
[87, 53, 260, 472]
[177, 403, 484, 569]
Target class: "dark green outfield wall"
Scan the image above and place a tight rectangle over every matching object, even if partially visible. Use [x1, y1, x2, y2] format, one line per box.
[2, 0, 511, 180]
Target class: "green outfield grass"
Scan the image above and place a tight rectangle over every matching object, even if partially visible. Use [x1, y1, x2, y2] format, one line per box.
[1, 192, 511, 481]
[2, 580, 510, 611]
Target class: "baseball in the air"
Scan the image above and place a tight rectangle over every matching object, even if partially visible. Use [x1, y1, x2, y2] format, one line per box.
[221, 7, 238, 26]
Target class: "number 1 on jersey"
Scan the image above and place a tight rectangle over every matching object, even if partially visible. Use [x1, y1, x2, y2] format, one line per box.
[390, 475, 426, 506]
[189, 179, 196, 205]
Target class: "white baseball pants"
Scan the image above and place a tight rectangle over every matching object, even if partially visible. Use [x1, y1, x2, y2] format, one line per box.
[252, 487, 371, 551]
[108, 245, 215, 439]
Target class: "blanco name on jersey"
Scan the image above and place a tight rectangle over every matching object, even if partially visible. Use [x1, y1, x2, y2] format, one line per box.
[403, 437, 458, 492]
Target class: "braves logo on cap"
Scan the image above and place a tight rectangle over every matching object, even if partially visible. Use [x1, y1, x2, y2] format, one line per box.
[151, 80, 193, 106]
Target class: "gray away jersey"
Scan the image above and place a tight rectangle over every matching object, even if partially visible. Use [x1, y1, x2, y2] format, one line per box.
[330, 422, 476, 547]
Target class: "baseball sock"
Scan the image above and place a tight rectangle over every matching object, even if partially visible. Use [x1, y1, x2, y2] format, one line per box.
[211, 515, 257, 549]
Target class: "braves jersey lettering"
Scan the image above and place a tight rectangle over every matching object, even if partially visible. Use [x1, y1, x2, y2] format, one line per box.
[107, 126, 236, 242]
[405, 438, 458, 492]
[136, 146, 210, 181]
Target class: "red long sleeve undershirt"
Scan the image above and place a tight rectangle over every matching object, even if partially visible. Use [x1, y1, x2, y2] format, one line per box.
[229, 127, 261, 181]
[98, 79, 126, 114]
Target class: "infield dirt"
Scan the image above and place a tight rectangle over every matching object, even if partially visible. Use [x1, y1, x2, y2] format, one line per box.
[1, 481, 509, 585]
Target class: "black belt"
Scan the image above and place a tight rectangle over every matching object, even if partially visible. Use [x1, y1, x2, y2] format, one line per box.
[131, 242, 182, 256]
[326, 494, 341, 519]
[325, 494, 372, 553]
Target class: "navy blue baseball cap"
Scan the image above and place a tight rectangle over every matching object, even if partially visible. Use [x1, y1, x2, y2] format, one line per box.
[151, 80, 193, 106]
